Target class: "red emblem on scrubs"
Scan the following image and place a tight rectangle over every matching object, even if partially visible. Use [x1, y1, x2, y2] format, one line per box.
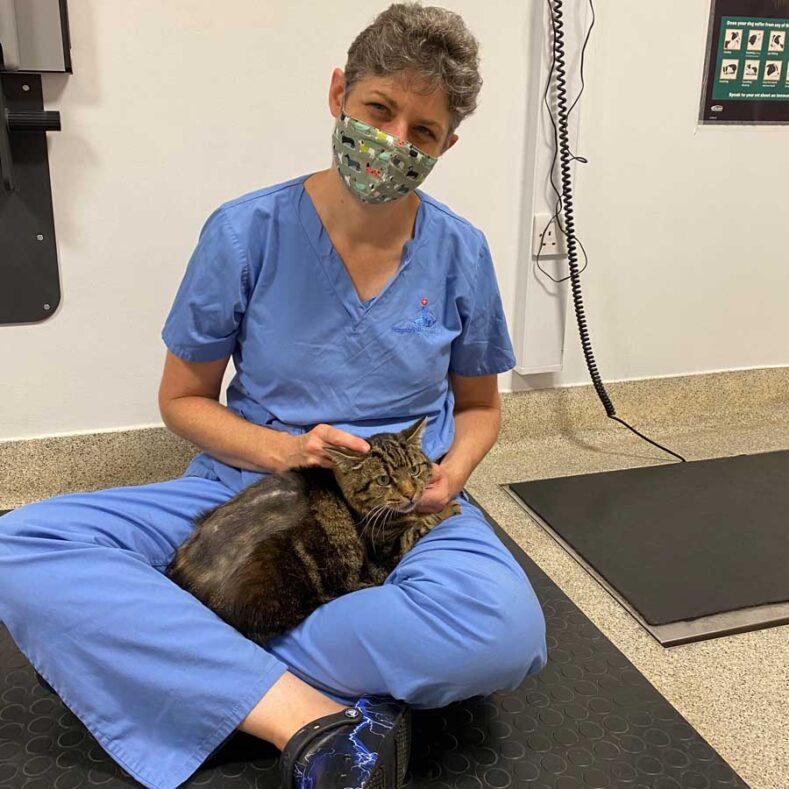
[420, 297, 428, 305]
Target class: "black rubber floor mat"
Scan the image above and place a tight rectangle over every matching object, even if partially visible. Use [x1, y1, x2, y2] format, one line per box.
[0, 499, 748, 788]
[509, 450, 789, 626]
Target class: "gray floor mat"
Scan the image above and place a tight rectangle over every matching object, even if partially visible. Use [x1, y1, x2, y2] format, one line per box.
[508, 450, 789, 626]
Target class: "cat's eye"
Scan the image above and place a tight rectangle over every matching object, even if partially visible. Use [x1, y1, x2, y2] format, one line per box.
[410, 464, 422, 476]
[377, 474, 390, 486]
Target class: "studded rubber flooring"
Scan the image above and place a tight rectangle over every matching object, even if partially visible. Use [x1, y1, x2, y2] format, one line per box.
[0, 502, 748, 788]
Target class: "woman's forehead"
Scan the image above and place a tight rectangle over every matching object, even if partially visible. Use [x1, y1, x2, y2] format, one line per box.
[353, 72, 446, 103]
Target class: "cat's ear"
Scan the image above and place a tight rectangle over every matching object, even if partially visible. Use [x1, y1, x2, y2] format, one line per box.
[401, 416, 428, 447]
[324, 446, 366, 473]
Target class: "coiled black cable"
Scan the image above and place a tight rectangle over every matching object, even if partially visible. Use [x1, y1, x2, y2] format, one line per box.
[548, 0, 686, 463]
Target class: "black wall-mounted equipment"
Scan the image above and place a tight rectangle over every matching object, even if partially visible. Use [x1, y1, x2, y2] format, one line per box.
[0, 0, 71, 325]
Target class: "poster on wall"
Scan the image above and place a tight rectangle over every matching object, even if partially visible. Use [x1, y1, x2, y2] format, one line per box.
[700, 0, 789, 123]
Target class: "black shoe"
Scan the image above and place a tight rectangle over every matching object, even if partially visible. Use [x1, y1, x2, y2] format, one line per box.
[279, 695, 411, 788]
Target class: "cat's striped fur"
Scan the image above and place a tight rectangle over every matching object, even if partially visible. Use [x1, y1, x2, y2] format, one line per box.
[166, 418, 460, 645]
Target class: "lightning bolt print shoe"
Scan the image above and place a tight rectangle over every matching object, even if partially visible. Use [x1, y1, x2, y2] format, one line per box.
[279, 694, 411, 788]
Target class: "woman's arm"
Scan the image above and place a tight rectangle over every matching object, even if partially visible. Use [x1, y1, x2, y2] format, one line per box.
[441, 373, 501, 496]
[158, 351, 369, 473]
[415, 372, 501, 512]
[158, 351, 293, 472]
[442, 372, 502, 491]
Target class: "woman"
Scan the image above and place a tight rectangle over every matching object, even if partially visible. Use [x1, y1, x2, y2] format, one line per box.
[0, 4, 547, 789]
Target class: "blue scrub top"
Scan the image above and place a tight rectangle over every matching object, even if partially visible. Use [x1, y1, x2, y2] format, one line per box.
[162, 173, 516, 493]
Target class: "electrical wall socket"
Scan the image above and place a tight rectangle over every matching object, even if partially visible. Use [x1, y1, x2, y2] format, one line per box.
[532, 213, 566, 257]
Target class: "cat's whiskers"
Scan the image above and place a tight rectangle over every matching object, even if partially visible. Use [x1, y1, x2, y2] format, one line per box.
[360, 504, 387, 543]
[361, 503, 394, 553]
[368, 506, 388, 550]
[372, 506, 397, 553]
[360, 503, 383, 529]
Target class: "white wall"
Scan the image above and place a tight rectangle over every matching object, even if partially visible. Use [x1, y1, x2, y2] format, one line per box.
[2, 0, 787, 440]
[530, 0, 789, 391]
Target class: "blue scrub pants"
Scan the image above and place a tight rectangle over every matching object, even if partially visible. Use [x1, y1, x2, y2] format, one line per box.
[0, 475, 548, 789]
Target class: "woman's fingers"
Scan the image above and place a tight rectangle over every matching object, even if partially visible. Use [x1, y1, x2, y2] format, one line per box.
[300, 425, 370, 468]
[280, 426, 369, 471]
[317, 424, 371, 455]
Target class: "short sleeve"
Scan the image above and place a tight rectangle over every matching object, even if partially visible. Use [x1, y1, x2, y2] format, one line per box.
[161, 206, 250, 362]
[449, 234, 517, 376]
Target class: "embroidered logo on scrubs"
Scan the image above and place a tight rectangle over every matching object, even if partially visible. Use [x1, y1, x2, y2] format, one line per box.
[393, 296, 437, 335]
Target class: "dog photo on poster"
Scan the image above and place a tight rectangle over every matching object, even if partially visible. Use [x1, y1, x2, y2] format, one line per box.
[700, 0, 789, 122]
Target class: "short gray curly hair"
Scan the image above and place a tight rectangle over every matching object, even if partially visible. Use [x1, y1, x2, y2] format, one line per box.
[343, 2, 482, 141]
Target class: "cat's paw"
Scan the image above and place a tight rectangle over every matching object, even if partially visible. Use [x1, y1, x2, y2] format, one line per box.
[369, 565, 391, 585]
[359, 563, 391, 586]
[432, 501, 461, 523]
[399, 526, 422, 555]
[351, 581, 377, 593]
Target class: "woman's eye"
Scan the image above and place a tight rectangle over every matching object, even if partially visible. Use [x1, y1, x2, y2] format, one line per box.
[377, 474, 390, 486]
[366, 104, 432, 139]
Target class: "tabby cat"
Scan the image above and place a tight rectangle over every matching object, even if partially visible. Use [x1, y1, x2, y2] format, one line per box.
[166, 417, 460, 645]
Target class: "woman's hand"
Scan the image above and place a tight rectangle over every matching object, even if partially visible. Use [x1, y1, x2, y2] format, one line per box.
[278, 424, 370, 471]
[414, 463, 460, 514]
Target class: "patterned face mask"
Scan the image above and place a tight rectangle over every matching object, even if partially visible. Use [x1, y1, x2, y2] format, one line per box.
[331, 108, 439, 204]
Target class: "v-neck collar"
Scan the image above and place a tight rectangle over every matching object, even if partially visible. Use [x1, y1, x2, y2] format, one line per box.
[295, 172, 431, 324]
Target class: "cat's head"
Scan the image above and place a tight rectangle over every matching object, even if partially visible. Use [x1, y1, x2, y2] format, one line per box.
[324, 417, 432, 524]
